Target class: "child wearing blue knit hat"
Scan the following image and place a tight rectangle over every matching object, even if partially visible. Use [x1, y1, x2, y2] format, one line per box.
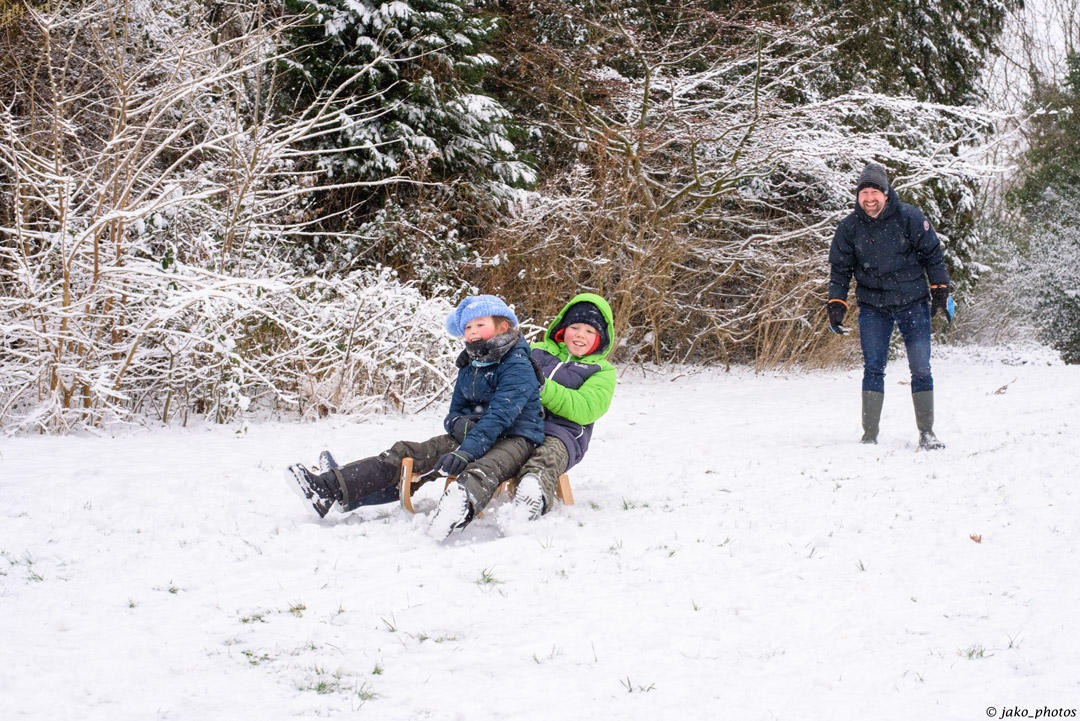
[285, 294, 544, 540]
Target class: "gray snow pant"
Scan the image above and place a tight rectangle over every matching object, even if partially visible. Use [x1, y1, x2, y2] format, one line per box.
[380, 434, 535, 513]
[519, 435, 571, 513]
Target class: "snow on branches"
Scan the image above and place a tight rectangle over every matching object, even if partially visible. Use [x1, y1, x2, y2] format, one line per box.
[0, 1, 456, 432]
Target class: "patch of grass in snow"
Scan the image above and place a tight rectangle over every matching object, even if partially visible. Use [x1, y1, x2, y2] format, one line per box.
[288, 601, 306, 617]
[475, 567, 502, 586]
[532, 645, 563, 664]
[619, 676, 656, 693]
[303, 667, 379, 701]
[372, 663, 383, 675]
[9, 550, 44, 582]
[241, 612, 268, 624]
[961, 644, 993, 660]
[306, 666, 342, 694]
[242, 650, 271, 666]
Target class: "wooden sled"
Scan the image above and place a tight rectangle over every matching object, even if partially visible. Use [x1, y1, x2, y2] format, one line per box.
[398, 457, 574, 514]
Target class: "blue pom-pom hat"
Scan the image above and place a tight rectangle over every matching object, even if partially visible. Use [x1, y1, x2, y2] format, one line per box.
[445, 295, 519, 337]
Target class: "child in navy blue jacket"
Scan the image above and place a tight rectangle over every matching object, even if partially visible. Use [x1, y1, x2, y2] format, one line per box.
[286, 295, 544, 539]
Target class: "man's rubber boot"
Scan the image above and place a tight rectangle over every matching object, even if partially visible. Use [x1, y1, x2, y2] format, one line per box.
[913, 390, 945, 450]
[861, 391, 884, 444]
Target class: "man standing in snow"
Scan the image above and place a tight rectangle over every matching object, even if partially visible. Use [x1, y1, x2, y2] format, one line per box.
[826, 162, 953, 450]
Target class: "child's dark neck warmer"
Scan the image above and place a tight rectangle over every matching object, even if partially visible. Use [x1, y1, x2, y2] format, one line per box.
[465, 329, 520, 366]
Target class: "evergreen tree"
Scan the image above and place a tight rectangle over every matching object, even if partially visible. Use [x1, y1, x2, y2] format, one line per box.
[280, 0, 534, 279]
[812, 0, 1022, 105]
[1012, 53, 1080, 208]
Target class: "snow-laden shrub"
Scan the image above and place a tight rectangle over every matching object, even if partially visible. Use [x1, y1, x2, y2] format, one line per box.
[0, 2, 460, 432]
[1003, 198, 1080, 364]
[0, 256, 457, 431]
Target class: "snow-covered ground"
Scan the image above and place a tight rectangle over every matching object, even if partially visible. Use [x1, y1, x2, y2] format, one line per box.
[2, 346, 1078, 720]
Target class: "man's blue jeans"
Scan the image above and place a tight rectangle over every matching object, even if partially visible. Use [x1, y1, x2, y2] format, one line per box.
[857, 301, 933, 394]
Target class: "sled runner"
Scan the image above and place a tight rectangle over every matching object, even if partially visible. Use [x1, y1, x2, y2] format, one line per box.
[397, 457, 574, 514]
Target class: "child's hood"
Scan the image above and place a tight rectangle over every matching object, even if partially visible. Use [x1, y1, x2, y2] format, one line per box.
[544, 293, 616, 359]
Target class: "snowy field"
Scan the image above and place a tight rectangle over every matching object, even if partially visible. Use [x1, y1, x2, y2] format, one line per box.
[2, 346, 1078, 721]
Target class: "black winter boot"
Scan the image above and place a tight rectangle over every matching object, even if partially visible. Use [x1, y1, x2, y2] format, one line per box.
[318, 450, 340, 472]
[861, 391, 884, 444]
[285, 464, 341, 518]
[912, 391, 945, 450]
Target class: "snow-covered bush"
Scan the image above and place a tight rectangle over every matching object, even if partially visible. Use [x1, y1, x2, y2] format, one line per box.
[979, 196, 1080, 364]
[0, 1, 459, 432]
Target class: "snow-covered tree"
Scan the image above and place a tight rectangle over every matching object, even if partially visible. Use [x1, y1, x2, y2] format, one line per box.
[476, 1, 1008, 364]
[1011, 53, 1080, 207]
[279, 0, 535, 281]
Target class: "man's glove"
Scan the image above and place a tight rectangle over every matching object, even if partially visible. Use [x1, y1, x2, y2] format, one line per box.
[827, 300, 850, 335]
[930, 285, 952, 320]
[433, 449, 473, 477]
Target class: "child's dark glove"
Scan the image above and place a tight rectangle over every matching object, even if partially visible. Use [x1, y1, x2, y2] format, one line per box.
[449, 415, 480, 444]
[826, 300, 850, 335]
[433, 449, 473, 477]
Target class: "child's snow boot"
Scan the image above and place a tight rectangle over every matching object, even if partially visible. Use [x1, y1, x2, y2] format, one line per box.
[512, 472, 546, 520]
[318, 450, 340, 472]
[285, 464, 340, 518]
[913, 390, 945, 450]
[287, 456, 400, 517]
[861, 391, 884, 444]
[428, 482, 474, 540]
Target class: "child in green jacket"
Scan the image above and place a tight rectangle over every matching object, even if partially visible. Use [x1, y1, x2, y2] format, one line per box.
[512, 293, 617, 519]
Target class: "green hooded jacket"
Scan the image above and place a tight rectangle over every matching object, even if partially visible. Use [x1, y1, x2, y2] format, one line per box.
[530, 293, 617, 468]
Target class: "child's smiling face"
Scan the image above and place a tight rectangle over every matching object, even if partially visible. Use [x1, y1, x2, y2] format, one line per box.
[562, 323, 599, 356]
[464, 316, 508, 343]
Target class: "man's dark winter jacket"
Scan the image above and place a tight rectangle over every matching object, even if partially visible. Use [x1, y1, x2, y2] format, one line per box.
[829, 186, 949, 311]
[443, 334, 545, 460]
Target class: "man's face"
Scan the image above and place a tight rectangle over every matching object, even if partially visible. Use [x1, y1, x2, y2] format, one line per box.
[858, 187, 887, 218]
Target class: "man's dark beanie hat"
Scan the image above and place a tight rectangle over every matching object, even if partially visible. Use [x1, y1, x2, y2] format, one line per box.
[554, 301, 609, 353]
[856, 163, 890, 195]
